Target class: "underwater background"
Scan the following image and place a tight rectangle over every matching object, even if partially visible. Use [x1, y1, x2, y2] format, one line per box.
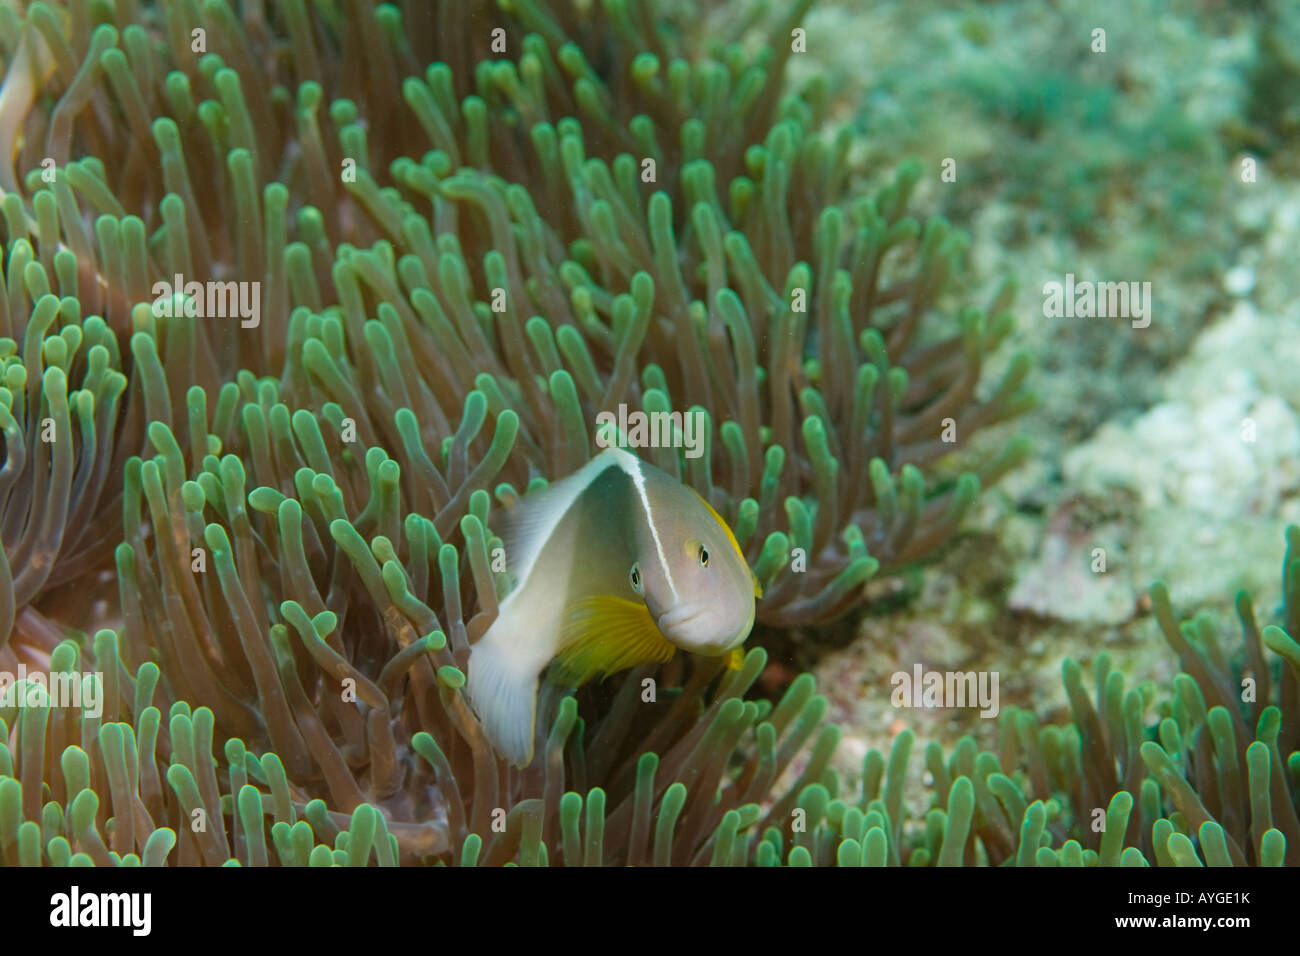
[0, 0, 1295, 868]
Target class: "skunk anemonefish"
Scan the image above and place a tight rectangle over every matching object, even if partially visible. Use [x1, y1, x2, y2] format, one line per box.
[466, 447, 760, 766]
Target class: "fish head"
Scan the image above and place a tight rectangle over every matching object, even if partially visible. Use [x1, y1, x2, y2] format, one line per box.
[632, 478, 759, 656]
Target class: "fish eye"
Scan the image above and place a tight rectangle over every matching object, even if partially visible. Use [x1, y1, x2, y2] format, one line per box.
[697, 544, 709, 568]
[629, 563, 642, 593]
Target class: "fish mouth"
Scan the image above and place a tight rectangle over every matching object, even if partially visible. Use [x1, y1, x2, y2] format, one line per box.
[656, 604, 743, 654]
[657, 604, 704, 639]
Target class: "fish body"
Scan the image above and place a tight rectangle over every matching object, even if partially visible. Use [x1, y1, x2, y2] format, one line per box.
[0, 18, 60, 196]
[466, 447, 759, 765]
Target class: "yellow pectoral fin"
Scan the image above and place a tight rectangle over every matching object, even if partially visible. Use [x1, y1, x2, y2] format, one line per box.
[550, 595, 677, 686]
[726, 646, 745, 670]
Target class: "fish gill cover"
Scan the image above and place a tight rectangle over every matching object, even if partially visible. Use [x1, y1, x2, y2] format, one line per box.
[0, 0, 1292, 878]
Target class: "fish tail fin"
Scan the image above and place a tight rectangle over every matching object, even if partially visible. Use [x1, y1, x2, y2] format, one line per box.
[466, 615, 546, 767]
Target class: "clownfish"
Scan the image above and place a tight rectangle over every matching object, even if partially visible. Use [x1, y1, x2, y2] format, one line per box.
[0, 18, 59, 196]
[466, 447, 760, 766]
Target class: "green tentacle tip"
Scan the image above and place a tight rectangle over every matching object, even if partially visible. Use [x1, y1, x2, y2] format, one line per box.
[437, 666, 466, 689]
[1259, 830, 1285, 867]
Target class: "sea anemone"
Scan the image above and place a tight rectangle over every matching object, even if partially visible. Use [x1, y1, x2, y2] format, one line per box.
[0, 0, 1042, 865]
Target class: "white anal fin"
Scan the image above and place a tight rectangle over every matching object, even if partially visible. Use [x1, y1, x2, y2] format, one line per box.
[465, 610, 555, 767]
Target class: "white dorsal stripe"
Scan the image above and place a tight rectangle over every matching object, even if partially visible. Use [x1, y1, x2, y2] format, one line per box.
[609, 449, 678, 601]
